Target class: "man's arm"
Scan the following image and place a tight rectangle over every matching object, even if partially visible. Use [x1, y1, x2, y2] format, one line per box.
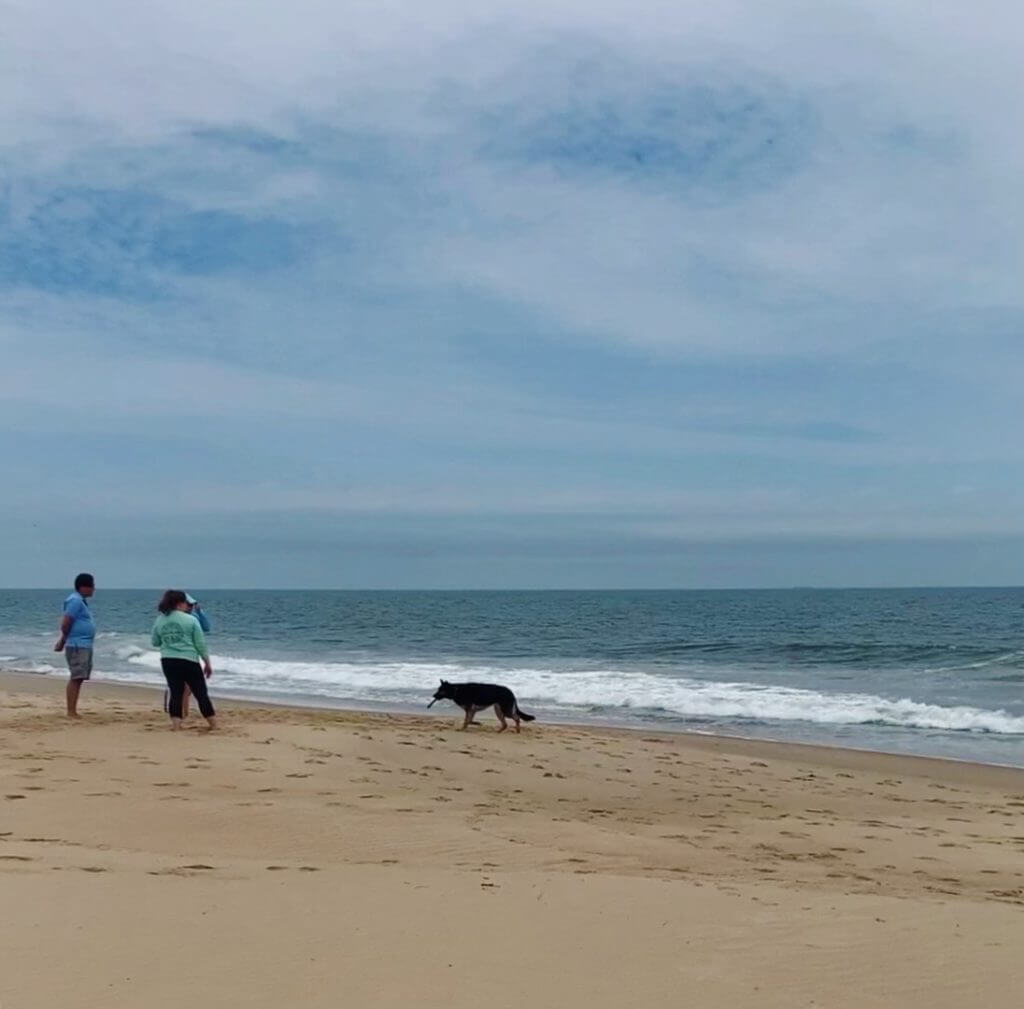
[54, 597, 82, 652]
[54, 613, 73, 652]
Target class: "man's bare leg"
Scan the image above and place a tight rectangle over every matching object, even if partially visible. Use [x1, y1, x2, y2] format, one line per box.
[66, 679, 83, 719]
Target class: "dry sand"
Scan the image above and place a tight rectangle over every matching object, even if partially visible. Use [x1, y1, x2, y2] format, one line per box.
[2, 670, 1023, 1008]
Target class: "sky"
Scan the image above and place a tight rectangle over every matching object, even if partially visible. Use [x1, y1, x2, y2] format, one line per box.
[2, 0, 1023, 588]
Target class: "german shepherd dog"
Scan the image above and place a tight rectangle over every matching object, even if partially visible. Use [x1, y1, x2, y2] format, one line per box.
[428, 680, 536, 733]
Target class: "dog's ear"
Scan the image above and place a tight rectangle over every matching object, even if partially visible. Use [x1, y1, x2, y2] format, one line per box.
[440, 679, 449, 686]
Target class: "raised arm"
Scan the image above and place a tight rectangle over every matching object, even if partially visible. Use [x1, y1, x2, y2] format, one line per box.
[192, 620, 213, 677]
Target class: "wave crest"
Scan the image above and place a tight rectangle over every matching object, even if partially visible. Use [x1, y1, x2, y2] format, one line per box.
[113, 649, 1024, 736]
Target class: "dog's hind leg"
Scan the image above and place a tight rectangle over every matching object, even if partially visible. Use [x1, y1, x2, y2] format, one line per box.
[499, 699, 521, 733]
[493, 703, 508, 732]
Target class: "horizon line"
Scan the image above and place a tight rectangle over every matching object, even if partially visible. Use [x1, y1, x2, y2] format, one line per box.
[4, 584, 1024, 593]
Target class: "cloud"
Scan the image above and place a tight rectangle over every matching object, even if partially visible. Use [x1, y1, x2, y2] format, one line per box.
[2, 0, 1024, 584]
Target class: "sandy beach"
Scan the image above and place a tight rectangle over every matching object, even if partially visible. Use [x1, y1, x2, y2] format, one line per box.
[1, 670, 1023, 1008]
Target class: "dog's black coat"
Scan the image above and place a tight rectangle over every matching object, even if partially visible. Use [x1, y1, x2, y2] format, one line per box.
[428, 679, 535, 732]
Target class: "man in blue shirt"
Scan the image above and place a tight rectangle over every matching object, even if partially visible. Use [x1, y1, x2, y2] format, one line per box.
[54, 572, 96, 718]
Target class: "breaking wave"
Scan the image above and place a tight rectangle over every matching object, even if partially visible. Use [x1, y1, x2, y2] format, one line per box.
[109, 647, 1024, 736]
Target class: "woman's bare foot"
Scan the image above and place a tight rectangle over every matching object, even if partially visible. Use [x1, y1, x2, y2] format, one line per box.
[205, 716, 219, 731]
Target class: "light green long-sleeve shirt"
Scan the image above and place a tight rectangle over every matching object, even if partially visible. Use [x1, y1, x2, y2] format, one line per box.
[151, 610, 209, 662]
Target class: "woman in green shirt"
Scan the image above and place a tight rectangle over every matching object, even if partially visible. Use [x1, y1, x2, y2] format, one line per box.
[152, 589, 218, 730]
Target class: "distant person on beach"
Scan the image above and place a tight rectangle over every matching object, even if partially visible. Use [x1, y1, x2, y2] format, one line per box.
[152, 590, 217, 731]
[53, 572, 96, 719]
[163, 593, 211, 719]
[186, 593, 211, 633]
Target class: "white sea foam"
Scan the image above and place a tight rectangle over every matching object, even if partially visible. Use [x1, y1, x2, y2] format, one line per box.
[22, 661, 61, 674]
[113, 648, 1024, 735]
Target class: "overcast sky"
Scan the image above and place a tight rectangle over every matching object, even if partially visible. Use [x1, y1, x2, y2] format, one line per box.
[2, 1, 1023, 588]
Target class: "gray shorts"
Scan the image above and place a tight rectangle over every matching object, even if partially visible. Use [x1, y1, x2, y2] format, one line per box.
[65, 647, 93, 681]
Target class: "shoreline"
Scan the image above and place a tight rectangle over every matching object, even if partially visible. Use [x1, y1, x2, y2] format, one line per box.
[4, 666, 1024, 784]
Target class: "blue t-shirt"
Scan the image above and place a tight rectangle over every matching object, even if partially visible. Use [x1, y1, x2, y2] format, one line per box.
[63, 592, 96, 648]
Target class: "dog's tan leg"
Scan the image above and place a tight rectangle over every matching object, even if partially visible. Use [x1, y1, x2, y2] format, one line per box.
[494, 703, 508, 732]
[461, 706, 475, 730]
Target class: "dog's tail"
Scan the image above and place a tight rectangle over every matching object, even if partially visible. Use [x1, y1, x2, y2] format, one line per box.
[516, 707, 536, 722]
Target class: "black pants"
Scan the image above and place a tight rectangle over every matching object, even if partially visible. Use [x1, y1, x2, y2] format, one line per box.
[161, 658, 215, 719]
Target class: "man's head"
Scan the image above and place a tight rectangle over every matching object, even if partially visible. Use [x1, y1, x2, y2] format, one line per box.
[184, 593, 198, 612]
[74, 573, 95, 598]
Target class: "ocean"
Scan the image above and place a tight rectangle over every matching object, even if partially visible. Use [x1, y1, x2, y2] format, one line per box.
[2, 587, 1023, 766]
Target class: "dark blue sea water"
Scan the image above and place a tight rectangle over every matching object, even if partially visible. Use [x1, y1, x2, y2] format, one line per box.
[2, 588, 1023, 766]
